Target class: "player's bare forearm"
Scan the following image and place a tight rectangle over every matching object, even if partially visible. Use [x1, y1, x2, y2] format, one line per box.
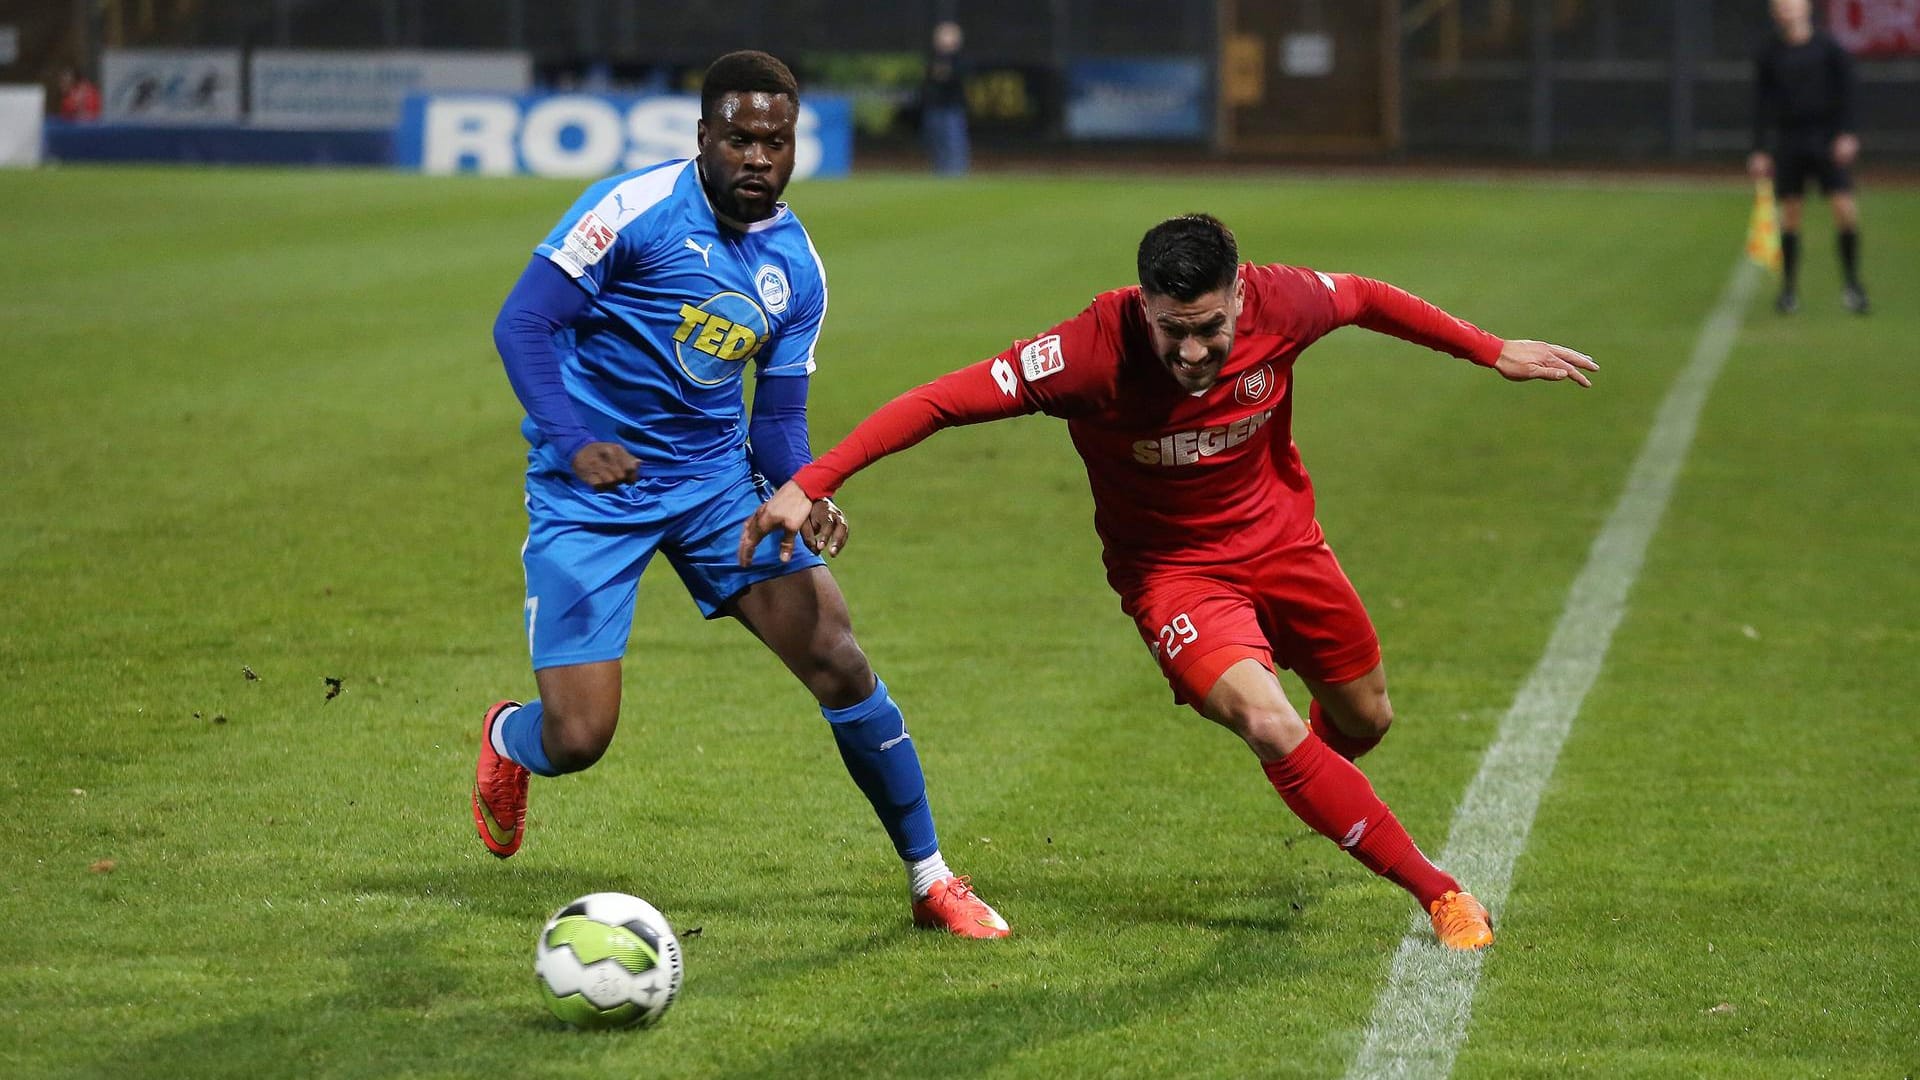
[1491, 340, 1598, 388]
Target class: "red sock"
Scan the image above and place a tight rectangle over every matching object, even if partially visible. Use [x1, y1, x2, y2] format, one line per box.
[1261, 735, 1459, 909]
[1309, 700, 1382, 761]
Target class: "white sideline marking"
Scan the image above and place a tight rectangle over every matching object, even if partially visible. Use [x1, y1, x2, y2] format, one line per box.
[1346, 260, 1760, 1080]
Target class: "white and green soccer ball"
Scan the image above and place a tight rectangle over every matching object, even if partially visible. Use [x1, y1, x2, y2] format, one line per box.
[534, 892, 683, 1029]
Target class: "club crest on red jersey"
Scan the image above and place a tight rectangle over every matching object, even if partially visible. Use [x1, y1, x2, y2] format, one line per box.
[1234, 364, 1275, 406]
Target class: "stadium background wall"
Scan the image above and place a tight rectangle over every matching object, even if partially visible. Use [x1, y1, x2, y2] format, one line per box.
[9, 0, 1920, 163]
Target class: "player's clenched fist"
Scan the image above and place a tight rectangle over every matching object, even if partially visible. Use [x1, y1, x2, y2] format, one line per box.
[740, 481, 847, 566]
[570, 441, 641, 490]
[807, 497, 850, 559]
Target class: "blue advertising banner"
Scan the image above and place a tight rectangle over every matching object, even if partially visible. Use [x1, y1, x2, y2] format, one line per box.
[45, 124, 391, 166]
[395, 92, 853, 178]
[1065, 58, 1210, 140]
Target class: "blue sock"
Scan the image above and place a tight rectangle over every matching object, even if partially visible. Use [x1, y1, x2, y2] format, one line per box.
[823, 677, 939, 861]
[496, 700, 560, 777]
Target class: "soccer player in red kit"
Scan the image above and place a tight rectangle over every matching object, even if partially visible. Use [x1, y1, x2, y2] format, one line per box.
[739, 214, 1596, 949]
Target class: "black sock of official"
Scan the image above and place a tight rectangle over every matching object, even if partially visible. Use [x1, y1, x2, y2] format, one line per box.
[1838, 229, 1860, 287]
[1781, 231, 1801, 290]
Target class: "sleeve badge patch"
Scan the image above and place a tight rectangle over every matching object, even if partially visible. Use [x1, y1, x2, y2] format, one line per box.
[1020, 334, 1065, 381]
[560, 211, 618, 270]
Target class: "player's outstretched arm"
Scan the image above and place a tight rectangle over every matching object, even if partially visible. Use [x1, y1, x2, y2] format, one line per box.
[1490, 340, 1598, 388]
[739, 481, 843, 566]
[1331, 276, 1595, 387]
[735, 355, 1041, 569]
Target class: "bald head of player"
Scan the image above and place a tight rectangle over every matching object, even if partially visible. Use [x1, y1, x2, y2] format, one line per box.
[1770, 0, 1813, 39]
[697, 50, 800, 225]
[1137, 214, 1246, 394]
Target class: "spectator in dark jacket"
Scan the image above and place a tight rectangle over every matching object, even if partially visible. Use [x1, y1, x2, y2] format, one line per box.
[922, 20, 970, 176]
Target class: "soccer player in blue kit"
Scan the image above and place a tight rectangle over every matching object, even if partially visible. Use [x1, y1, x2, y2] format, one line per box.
[473, 51, 1008, 938]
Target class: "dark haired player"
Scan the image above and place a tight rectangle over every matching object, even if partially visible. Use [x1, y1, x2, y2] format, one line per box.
[743, 214, 1597, 949]
[1749, 0, 1868, 314]
[473, 50, 1008, 938]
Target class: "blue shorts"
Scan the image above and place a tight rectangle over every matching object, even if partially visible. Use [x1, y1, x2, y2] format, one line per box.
[520, 456, 824, 670]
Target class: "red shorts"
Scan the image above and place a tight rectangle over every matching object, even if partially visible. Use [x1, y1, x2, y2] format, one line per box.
[1115, 529, 1381, 707]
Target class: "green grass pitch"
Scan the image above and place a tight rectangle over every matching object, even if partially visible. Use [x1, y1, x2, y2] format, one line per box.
[0, 165, 1914, 1078]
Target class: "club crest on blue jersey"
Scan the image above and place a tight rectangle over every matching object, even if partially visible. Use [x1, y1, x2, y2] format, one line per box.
[756, 265, 790, 314]
[672, 290, 770, 385]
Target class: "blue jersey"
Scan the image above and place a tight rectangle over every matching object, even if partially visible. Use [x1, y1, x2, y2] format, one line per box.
[531, 158, 827, 477]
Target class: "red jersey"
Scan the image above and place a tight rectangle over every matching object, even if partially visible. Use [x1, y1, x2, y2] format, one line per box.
[794, 264, 1502, 575]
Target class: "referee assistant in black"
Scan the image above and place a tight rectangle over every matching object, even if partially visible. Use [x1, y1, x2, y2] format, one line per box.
[1748, 0, 1868, 314]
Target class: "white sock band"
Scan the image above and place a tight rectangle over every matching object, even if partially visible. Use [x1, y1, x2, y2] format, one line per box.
[908, 851, 951, 900]
[489, 706, 518, 759]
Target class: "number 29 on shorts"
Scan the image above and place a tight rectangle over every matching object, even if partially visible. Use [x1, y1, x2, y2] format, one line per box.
[1155, 612, 1198, 659]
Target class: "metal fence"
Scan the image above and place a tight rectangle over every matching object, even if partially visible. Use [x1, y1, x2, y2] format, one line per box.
[1402, 0, 1920, 158]
[65, 0, 1211, 63]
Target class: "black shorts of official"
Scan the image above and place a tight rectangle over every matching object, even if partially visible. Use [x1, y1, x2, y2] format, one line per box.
[1773, 136, 1853, 198]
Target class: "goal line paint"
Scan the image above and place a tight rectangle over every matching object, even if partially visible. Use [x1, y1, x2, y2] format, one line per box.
[1346, 260, 1760, 1080]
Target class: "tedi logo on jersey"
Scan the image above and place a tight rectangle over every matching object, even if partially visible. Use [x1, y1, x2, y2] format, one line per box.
[1234, 364, 1275, 406]
[755, 265, 790, 314]
[672, 291, 769, 385]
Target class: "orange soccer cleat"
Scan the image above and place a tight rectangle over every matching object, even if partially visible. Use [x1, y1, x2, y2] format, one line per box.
[1428, 890, 1494, 951]
[911, 876, 1010, 939]
[472, 700, 531, 858]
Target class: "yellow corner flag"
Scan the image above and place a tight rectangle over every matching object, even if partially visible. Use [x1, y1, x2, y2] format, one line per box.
[1745, 179, 1782, 273]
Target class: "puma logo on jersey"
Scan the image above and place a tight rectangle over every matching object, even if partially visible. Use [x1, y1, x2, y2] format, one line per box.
[1131, 409, 1274, 466]
[685, 237, 715, 266]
